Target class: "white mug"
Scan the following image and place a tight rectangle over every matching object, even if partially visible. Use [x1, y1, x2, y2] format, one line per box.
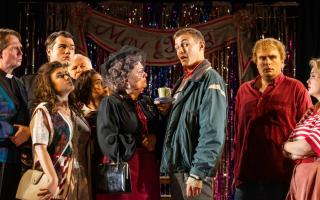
[158, 87, 171, 98]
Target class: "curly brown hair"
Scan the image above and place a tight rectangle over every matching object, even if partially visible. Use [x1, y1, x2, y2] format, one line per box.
[32, 61, 78, 114]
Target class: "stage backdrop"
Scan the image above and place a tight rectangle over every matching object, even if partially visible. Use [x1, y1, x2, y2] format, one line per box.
[16, 2, 299, 199]
[66, 2, 254, 79]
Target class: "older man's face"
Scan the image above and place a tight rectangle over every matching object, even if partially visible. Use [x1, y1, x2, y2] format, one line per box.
[0, 35, 23, 70]
[68, 55, 92, 79]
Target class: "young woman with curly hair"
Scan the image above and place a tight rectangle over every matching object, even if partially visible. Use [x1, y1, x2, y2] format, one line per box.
[30, 61, 90, 200]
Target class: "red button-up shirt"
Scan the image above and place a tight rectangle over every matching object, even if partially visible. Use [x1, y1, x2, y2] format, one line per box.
[234, 74, 312, 186]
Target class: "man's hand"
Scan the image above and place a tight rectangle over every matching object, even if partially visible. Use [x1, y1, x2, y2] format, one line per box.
[142, 134, 157, 151]
[155, 102, 171, 116]
[186, 176, 203, 197]
[9, 124, 30, 146]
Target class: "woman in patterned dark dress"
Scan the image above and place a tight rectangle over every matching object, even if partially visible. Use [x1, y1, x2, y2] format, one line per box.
[97, 46, 161, 200]
[30, 61, 90, 200]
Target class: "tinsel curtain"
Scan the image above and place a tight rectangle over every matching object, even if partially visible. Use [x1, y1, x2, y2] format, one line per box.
[17, 1, 299, 199]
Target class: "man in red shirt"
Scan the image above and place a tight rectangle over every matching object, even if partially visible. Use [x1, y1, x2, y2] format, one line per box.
[233, 38, 312, 200]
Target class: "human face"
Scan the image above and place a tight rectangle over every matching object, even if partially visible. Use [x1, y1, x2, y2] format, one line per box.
[0, 35, 23, 71]
[256, 48, 283, 82]
[68, 55, 92, 79]
[307, 67, 320, 100]
[91, 73, 105, 99]
[174, 33, 204, 69]
[127, 62, 147, 94]
[50, 67, 74, 97]
[47, 36, 75, 65]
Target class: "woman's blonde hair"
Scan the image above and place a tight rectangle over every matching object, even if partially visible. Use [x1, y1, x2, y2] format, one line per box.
[309, 58, 320, 71]
[309, 58, 320, 109]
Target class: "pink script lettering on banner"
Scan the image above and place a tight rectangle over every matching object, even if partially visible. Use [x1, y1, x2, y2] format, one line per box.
[67, 4, 254, 77]
[74, 10, 237, 66]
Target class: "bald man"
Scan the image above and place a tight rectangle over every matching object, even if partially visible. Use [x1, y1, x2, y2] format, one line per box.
[68, 54, 93, 79]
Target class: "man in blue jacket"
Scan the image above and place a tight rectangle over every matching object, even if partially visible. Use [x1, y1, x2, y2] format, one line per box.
[160, 27, 227, 199]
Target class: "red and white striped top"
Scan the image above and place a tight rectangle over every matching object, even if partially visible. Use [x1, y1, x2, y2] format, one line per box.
[289, 105, 320, 156]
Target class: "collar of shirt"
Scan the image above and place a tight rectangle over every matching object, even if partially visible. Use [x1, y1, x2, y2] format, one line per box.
[117, 92, 144, 102]
[183, 61, 202, 79]
[251, 73, 285, 89]
[0, 68, 13, 79]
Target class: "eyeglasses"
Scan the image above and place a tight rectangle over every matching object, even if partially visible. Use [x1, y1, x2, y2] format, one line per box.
[136, 69, 146, 77]
[129, 68, 146, 77]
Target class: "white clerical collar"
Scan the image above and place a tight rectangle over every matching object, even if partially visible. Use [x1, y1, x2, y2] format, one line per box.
[5, 73, 13, 79]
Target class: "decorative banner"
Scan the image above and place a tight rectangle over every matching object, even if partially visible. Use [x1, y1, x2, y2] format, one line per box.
[68, 3, 253, 73]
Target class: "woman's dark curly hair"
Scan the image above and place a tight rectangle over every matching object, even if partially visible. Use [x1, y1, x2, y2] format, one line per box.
[32, 61, 78, 114]
[74, 69, 99, 105]
[104, 46, 145, 93]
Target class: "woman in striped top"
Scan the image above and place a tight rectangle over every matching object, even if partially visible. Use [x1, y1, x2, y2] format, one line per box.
[283, 58, 320, 200]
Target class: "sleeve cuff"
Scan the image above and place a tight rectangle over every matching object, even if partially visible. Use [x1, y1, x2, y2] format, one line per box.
[0, 123, 14, 138]
[190, 167, 207, 180]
